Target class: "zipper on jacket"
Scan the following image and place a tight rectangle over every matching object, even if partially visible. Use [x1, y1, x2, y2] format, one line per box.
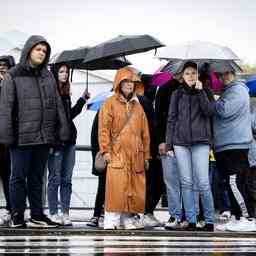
[35, 76, 45, 143]
[189, 96, 192, 143]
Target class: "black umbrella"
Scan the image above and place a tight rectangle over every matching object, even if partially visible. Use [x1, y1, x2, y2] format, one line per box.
[50, 47, 90, 66]
[83, 34, 165, 65]
[50, 47, 131, 70]
[49, 47, 131, 89]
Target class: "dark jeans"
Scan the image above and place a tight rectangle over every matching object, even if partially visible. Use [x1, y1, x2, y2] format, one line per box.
[10, 145, 50, 217]
[145, 158, 164, 214]
[93, 171, 106, 218]
[215, 149, 253, 219]
[0, 149, 11, 212]
[209, 161, 230, 213]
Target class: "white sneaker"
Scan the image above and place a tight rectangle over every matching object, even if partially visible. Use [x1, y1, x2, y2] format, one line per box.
[104, 221, 118, 230]
[50, 214, 63, 225]
[165, 217, 178, 229]
[98, 216, 104, 228]
[180, 220, 189, 229]
[196, 220, 205, 228]
[219, 211, 231, 220]
[121, 215, 144, 230]
[0, 212, 11, 225]
[143, 213, 161, 227]
[227, 217, 256, 232]
[216, 215, 238, 231]
[132, 216, 144, 229]
[62, 214, 72, 226]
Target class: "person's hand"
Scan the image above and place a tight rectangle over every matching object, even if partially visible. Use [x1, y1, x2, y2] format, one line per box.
[0, 72, 4, 81]
[166, 150, 175, 157]
[145, 160, 150, 171]
[103, 153, 111, 163]
[214, 95, 220, 100]
[195, 80, 203, 90]
[159, 143, 167, 155]
[82, 89, 90, 100]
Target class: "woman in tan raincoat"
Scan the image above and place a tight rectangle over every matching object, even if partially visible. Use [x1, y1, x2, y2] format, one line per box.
[98, 67, 150, 230]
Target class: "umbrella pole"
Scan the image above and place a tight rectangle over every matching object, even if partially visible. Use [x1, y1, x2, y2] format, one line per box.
[86, 68, 88, 91]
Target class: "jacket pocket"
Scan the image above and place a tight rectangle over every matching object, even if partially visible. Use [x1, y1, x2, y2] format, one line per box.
[135, 150, 145, 173]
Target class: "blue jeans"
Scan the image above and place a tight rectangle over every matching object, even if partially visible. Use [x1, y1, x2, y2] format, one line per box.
[47, 144, 76, 215]
[161, 155, 182, 221]
[174, 144, 214, 224]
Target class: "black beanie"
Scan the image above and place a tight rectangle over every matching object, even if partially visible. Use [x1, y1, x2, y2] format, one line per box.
[182, 61, 197, 72]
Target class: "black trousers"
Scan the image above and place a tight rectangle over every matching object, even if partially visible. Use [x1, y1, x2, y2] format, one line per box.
[10, 145, 49, 217]
[0, 149, 11, 212]
[93, 171, 106, 218]
[145, 158, 164, 214]
[215, 149, 254, 219]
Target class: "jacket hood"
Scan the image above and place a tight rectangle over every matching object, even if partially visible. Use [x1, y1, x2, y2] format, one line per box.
[113, 67, 144, 95]
[20, 35, 51, 69]
[224, 79, 249, 92]
[0, 55, 15, 68]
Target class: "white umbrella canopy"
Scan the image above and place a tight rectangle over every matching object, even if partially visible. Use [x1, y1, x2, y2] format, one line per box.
[162, 59, 243, 74]
[156, 41, 240, 61]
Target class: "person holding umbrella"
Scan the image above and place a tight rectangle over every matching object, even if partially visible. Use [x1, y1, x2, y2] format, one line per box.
[48, 63, 90, 226]
[98, 67, 150, 230]
[166, 61, 215, 231]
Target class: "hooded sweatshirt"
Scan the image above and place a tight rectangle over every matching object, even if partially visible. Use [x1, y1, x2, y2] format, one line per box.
[0, 35, 69, 146]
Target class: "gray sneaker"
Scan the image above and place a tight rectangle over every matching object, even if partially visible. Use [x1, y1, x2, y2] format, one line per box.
[0, 212, 11, 226]
[143, 213, 161, 227]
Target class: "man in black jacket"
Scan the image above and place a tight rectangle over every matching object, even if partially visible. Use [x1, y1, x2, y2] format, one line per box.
[0, 35, 69, 228]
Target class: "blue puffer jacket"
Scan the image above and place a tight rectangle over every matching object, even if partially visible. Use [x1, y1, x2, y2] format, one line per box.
[213, 80, 252, 152]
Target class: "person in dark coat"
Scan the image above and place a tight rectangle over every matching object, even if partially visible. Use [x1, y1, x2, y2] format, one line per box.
[48, 64, 90, 226]
[87, 111, 106, 227]
[0, 55, 15, 225]
[0, 35, 70, 228]
[166, 61, 215, 232]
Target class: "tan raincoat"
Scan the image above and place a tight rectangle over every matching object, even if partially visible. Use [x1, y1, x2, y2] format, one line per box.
[98, 67, 150, 213]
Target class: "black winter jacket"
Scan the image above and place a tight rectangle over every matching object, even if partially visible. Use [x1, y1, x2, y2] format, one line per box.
[154, 79, 180, 145]
[166, 83, 213, 150]
[0, 35, 69, 146]
[61, 95, 86, 145]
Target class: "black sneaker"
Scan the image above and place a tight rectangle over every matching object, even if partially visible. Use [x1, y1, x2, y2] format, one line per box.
[28, 214, 59, 228]
[86, 217, 99, 227]
[184, 223, 197, 231]
[10, 211, 26, 228]
[197, 223, 214, 232]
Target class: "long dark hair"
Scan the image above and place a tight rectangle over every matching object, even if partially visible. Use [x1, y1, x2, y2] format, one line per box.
[51, 64, 70, 96]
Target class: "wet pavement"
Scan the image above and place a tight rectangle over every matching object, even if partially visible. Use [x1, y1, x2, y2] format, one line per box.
[0, 224, 256, 255]
[0, 210, 255, 255]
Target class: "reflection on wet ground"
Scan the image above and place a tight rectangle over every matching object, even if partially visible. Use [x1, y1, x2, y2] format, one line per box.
[0, 232, 256, 255]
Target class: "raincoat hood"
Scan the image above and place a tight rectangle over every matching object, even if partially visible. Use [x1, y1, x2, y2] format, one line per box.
[113, 67, 144, 95]
[20, 35, 51, 70]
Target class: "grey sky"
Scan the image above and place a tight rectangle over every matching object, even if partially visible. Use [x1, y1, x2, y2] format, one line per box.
[1, 0, 255, 72]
